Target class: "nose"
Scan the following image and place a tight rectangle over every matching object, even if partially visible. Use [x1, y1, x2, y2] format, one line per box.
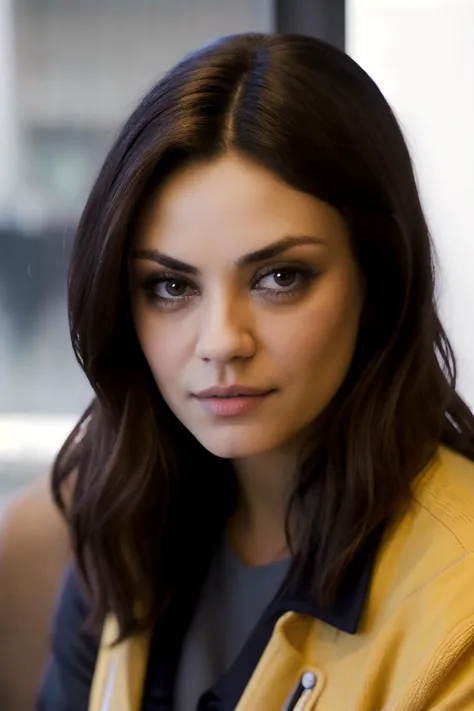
[195, 291, 256, 364]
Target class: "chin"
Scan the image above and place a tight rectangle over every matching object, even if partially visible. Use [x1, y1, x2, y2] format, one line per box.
[193, 427, 285, 460]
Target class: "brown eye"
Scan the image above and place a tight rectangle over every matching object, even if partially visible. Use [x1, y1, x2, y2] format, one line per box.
[272, 270, 297, 288]
[252, 265, 318, 301]
[139, 273, 199, 308]
[256, 269, 300, 292]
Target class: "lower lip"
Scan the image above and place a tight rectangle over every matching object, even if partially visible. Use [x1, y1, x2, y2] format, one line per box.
[195, 393, 273, 417]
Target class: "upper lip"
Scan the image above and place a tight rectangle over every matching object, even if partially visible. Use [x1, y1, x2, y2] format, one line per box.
[193, 385, 274, 398]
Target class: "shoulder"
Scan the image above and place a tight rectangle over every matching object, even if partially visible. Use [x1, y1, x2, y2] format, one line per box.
[374, 446, 474, 615]
[364, 449, 474, 683]
[412, 445, 474, 553]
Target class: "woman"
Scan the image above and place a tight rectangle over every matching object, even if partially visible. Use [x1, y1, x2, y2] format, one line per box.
[37, 33, 474, 711]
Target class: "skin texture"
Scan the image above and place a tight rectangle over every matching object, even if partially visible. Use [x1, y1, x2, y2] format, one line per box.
[130, 153, 363, 462]
[130, 153, 364, 563]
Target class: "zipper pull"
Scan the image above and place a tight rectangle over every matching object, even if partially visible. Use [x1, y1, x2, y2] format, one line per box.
[286, 671, 317, 711]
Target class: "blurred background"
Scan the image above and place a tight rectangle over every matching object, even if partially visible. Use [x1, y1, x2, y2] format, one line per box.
[0, 0, 473, 511]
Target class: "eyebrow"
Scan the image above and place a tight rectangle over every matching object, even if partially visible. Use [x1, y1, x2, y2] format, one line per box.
[130, 235, 325, 275]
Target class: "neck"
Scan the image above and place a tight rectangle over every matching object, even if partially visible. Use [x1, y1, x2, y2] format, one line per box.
[228, 445, 300, 567]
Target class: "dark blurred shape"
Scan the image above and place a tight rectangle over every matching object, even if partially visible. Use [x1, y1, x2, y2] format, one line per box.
[275, 0, 345, 51]
[0, 225, 73, 350]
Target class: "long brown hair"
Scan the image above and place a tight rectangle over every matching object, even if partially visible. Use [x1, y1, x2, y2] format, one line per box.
[53, 33, 474, 639]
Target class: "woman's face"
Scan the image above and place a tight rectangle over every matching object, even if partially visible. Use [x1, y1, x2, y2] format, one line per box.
[129, 154, 363, 459]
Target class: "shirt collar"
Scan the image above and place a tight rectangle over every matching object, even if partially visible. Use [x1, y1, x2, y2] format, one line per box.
[276, 522, 384, 634]
[143, 522, 384, 710]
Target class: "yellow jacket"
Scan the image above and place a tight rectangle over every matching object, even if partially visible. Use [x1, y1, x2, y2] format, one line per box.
[88, 447, 474, 710]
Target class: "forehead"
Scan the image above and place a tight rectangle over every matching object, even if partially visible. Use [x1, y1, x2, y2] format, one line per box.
[134, 154, 346, 261]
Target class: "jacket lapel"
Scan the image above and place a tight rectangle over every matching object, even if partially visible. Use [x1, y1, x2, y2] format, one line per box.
[235, 611, 325, 711]
[88, 616, 151, 711]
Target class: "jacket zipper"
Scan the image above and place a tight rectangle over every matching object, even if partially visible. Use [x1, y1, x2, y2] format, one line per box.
[285, 671, 317, 711]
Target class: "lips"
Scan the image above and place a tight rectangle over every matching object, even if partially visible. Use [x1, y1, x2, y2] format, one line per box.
[194, 385, 274, 399]
[192, 385, 276, 417]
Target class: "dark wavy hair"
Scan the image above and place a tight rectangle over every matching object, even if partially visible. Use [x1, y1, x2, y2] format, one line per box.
[52, 33, 474, 640]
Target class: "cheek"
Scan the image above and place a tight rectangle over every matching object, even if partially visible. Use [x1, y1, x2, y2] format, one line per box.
[132, 310, 187, 382]
[268, 272, 362, 382]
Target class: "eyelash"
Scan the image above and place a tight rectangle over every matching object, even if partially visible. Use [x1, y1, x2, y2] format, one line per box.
[139, 264, 319, 309]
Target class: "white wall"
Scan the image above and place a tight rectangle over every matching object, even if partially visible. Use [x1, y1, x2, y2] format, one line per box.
[347, 0, 474, 408]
